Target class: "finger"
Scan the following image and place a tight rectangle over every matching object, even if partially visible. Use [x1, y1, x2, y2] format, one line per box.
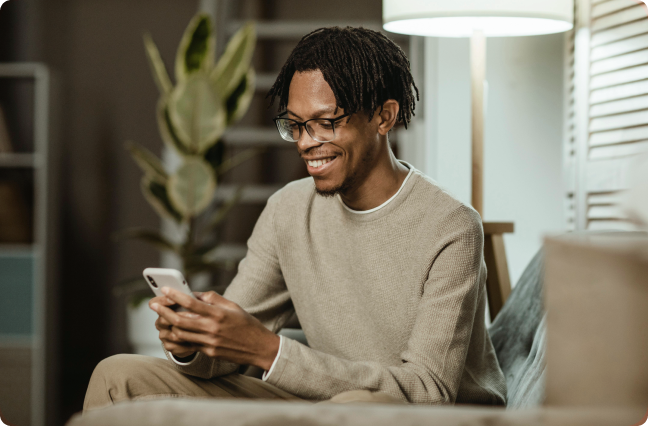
[162, 340, 198, 354]
[161, 287, 213, 316]
[155, 316, 172, 331]
[161, 328, 197, 346]
[152, 303, 212, 334]
[193, 343, 252, 364]
[159, 328, 183, 343]
[196, 291, 230, 306]
[156, 311, 196, 330]
[149, 296, 176, 309]
[171, 327, 220, 348]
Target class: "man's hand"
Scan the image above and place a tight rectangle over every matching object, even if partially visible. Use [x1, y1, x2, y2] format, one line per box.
[150, 288, 280, 371]
[149, 295, 198, 359]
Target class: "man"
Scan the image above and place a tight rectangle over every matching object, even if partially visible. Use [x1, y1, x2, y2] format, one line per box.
[84, 26, 506, 409]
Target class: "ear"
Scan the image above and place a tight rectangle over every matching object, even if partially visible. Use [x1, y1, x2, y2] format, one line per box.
[377, 100, 400, 136]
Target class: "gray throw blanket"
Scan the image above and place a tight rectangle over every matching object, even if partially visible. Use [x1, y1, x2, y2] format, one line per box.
[488, 250, 546, 409]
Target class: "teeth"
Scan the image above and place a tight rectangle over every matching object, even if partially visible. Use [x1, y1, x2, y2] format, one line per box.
[308, 158, 333, 168]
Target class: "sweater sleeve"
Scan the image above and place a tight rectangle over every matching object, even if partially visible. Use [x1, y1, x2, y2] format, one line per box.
[264, 206, 485, 404]
[164, 191, 295, 379]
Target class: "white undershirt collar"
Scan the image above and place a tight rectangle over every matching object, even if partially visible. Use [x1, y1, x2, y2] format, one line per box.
[336, 164, 413, 214]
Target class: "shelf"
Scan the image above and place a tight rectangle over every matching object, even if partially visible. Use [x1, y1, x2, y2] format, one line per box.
[0, 244, 36, 256]
[0, 61, 49, 426]
[0, 334, 33, 348]
[0, 62, 48, 79]
[0, 153, 40, 168]
[223, 128, 288, 146]
[214, 184, 282, 203]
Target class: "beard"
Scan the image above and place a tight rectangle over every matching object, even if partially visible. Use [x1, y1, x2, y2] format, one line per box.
[314, 172, 356, 198]
[313, 147, 375, 198]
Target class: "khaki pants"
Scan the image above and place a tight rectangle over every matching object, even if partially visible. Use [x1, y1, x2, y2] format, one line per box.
[83, 354, 402, 411]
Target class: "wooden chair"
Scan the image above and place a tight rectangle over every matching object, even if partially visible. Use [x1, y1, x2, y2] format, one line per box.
[483, 222, 514, 322]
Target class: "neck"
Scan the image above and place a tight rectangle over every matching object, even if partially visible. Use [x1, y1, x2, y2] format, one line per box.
[339, 142, 409, 211]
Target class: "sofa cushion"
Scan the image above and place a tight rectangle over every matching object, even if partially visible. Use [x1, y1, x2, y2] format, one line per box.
[488, 249, 546, 409]
[66, 398, 644, 426]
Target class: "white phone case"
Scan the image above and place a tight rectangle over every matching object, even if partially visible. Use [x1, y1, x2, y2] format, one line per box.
[143, 268, 197, 310]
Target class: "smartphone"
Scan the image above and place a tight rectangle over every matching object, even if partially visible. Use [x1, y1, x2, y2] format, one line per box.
[143, 267, 197, 311]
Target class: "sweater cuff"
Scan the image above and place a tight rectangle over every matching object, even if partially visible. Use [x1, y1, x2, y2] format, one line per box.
[262, 335, 283, 381]
[263, 335, 295, 388]
[170, 352, 197, 365]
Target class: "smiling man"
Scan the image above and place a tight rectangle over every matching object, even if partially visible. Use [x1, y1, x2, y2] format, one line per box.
[84, 27, 506, 409]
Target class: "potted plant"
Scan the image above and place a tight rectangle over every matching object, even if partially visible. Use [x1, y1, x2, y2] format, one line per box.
[114, 13, 258, 357]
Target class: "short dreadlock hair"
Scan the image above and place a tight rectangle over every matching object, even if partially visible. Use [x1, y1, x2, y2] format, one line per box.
[267, 26, 419, 128]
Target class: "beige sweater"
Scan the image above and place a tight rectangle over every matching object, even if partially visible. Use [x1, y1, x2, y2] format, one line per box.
[165, 164, 507, 405]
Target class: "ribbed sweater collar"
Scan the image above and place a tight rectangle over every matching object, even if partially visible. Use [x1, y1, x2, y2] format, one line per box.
[333, 160, 420, 223]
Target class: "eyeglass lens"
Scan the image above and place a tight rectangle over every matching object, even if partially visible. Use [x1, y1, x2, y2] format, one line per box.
[276, 119, 336, 143]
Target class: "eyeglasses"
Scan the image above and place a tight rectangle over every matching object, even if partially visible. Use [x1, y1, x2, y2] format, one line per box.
[273, 112, 350, 143]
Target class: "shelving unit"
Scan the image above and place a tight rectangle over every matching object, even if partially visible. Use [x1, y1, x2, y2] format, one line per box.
[0, 62, 51, 426]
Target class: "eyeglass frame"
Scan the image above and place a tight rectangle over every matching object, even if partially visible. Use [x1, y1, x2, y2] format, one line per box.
[273, 111, 351, 143]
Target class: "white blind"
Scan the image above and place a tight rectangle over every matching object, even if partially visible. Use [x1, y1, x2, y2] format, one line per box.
[566, 0, 648, 231]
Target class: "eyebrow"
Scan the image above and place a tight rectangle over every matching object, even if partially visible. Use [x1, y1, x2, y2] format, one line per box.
[286, 107, 338, 120]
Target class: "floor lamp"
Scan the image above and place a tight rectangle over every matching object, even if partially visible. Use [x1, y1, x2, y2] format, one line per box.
[383, 0, 573, 319]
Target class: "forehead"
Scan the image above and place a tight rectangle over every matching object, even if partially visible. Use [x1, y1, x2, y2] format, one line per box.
[287, 70, 339, 118]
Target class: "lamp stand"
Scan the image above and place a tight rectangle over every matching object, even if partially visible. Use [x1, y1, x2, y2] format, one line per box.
[470, 30, 485, 216]
[470, 30, 514, 321]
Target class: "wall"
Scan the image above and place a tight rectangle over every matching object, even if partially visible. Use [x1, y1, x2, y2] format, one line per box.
[401, 34, 566, 286]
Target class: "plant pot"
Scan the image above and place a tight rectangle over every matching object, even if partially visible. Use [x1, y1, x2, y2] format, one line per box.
[126, 298, 166, 359]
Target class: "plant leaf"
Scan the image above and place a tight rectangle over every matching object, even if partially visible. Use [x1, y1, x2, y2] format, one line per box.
[226, 67, 255, 126]
[156, 98, 190, 155]
[112, 227, 178, 252]
[168, 74, 227, 153]
[166, 156, 217, 218]
[143, 33, 173, 95]
[141, 176, 183, 222]
[211, 22, 256, 100]
[175, 13, 215, 82]
[216, 147, 262, 177]
[204, 139, 225, 171]
[125, 141, 167, 183]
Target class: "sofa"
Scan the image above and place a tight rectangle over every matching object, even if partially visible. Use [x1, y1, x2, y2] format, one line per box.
[66, 231, 648, 426]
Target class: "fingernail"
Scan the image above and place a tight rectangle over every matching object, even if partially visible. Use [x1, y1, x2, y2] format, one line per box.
[161, 287, 169, 295]
[151, 303, 159, 310]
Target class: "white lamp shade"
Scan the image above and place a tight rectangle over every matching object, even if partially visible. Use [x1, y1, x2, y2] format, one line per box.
[383, 0, 574, 37]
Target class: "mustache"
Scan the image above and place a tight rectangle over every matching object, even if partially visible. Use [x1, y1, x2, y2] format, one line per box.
[297, 147, 338, 158]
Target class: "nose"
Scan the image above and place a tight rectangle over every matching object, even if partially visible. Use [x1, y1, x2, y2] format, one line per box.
[296, 126, 323, 152]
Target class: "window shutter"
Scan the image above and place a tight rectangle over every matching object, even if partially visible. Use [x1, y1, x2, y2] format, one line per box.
[564, 2, 578, 231]
[567, 0, 648, 231]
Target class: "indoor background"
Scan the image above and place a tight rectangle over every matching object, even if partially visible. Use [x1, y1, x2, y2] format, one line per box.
[1, 0, 643, 425]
